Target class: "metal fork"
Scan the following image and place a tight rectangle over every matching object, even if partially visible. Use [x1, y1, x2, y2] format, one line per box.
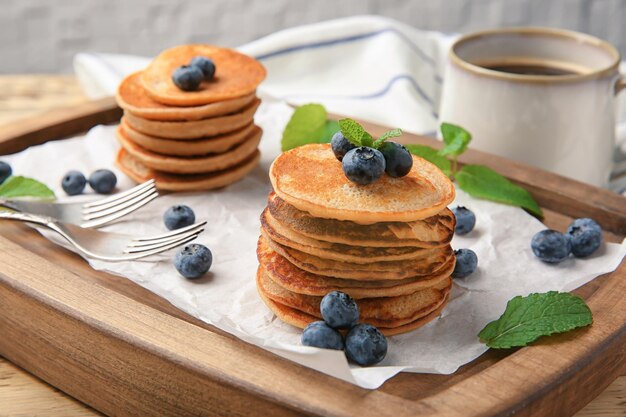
[0, 211, 207, 261]
[0, 180, 158, 228]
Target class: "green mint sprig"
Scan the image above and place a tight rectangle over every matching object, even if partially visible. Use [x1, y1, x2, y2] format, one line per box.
[0, 176, 55, 199]
[478, 292, 593, 349]
[338, 118, 402, 150]
[281, 104, 340, 151]
[456, 165, 542, 217]
[404, 144, 452, 177]
[409, 122, 543, 217]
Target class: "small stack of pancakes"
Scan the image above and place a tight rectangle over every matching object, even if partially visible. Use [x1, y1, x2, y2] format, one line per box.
[115, 45, 266, 191]
[257, 144, 457, 336]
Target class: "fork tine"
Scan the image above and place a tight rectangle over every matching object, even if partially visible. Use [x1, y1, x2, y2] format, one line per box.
[82, 180, 156, 210]
[124, 230, 203, 254]
[83, 188, 158, 220]
[126, 230, 203, 249]
[131, 221, 208, 242]
[126, 223, 207, 247]
[83, 182, 157, 214]
[121, 233, 203, 260]
[80, 192, 158, 228]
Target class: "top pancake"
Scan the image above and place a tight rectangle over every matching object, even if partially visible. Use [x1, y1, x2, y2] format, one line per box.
[269, 144, 455, 224]
[141, 45, 266, 106]
[117, 71, 256, 121]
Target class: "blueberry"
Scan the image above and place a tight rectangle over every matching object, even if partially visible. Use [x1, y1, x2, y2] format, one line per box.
[0, 161, 12, 184]
[531, 229, 571, 263]
[190, 56, 216, 81]
[172, 65, 203, 91]
[331, 131, 355, 161]
[61, 170, 86, 196]
[164, 205, 196, 230]
[380, 141, 413, 178]
[452, 248, 478, 278]
[345, 324, 387, 366]
[342, 147, 386, 185]
[566, 218, 603, 257]
[452, 206, 476, 235]
[301, 321, 344, 350]
[174, 243, 212, 279]
[320, 291, 359, 329]
[88, 169, 117, 194]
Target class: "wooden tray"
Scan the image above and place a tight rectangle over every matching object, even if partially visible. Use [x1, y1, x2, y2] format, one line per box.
[0, 97, 624, 417]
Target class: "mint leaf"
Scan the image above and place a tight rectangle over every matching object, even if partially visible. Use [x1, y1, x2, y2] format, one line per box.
[479, 292, 593, 349]
[405, 144, 452, 177]
[0, 176, 55, 199]
[373, 128, 402, 149]
[439, 122, 471, 157]
[282, 104, 336, 151]
[456, 165, 543, 217]
[338, 118, 373, 147]
[323, 120, 340, 143]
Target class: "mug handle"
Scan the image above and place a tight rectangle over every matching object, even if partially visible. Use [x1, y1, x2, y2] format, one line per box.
[614, 74, 626, 188]
[615, 75, 626, 94]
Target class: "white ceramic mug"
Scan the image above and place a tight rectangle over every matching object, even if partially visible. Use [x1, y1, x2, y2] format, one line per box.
[439, 27, 625, 187]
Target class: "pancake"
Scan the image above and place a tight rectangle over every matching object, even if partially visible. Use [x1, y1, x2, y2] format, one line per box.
[117, 124, 262, 174]
[120, 119, 255, 156]
[267, 192, 454, 248]
[116, 148, 260, 191]
[261, 234, 453, 280]
[141, 45, 266, 106]
[116, 71, 256, 121]
[257, 235, 455, 298]
[257, 267, 450, 336]
[123, 98, 260, 139]
[257, 266, 450, 329]
[269, 144, 455, 224]
[261, 208, 448, 264]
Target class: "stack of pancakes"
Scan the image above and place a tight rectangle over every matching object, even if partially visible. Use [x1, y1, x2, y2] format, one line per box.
[256, 144, 457, 336]
[115, 45, 266, 191]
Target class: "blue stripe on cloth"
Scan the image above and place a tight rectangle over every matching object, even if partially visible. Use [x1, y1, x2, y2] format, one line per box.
[254, 27, 440, 75]
[279, 74, 439, 120]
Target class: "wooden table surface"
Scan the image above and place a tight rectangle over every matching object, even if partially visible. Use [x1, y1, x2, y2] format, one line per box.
[0, 75, 624, 417]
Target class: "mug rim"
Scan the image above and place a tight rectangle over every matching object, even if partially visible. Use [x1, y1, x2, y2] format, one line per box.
[449, 27, 621, 83]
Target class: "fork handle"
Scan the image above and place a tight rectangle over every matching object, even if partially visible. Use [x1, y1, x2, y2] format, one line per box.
[0, 210, 53, 227]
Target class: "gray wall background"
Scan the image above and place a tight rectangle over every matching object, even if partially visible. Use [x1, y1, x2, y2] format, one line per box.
[2, 0, 625, 73]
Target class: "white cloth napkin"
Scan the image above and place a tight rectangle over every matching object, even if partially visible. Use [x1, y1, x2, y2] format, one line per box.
[75, 16, 454, 135]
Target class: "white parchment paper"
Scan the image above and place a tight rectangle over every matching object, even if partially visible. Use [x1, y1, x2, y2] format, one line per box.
[6, 96, 625, 389]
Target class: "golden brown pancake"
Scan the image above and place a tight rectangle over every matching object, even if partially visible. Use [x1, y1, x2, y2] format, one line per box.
[141, 45, 266, 106]
[261, 234, 453, 280]
[120, 119, 255, 156]
[267, 192, 454, 248]
[123, 98, 260, 139]
[117, 124, 262, 174]
[116, 71, 257, 121]
[257, 266, 450, 329]
[256, 267, 451, 336]
[116, 148, 260, 191]
[270, 144, 455, 224]
[256, 235, 455, 298]
[261, 207, 449, 263]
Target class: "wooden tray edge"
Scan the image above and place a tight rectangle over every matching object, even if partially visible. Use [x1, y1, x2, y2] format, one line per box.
[0, 100, 624, 417]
